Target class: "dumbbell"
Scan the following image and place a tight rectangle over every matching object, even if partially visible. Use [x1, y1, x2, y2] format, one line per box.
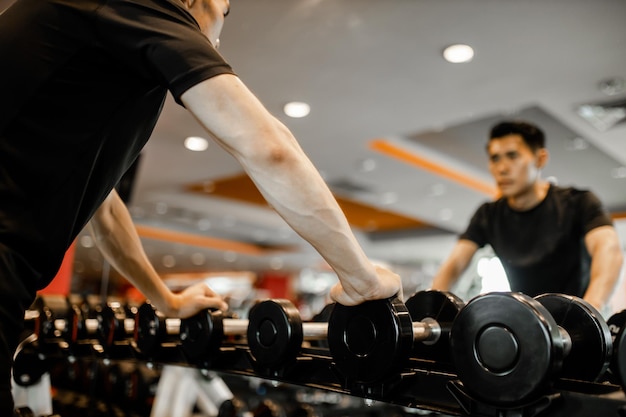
[133, 302, 182, 357]
[98, 360, 159, 414]
[327, 290, 462, 385]
[24, 295, 91, 347]
[604, 309, 626, 389]
[405, 290, 465, 363]
[179, 308, 248, 362]
[246, 299, 329, 370]
[449, 292, 612, 406]
[125, 363, 163, 415]
[24, 296, 137, 352]
[12, 333, 48, 387]
[94, 300, 138, 351]
[13, 407, 36, 417]
[24, 295, 67, 341]
[536, 293, 612, 380]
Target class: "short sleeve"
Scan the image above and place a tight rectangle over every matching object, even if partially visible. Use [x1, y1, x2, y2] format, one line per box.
[95, 0, 235, 101]
[459, 203, 490, 248]
[579, 190, 613, 234]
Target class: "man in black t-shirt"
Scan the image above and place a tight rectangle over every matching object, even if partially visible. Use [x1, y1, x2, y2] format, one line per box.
[0, 0, 402, 412]
[431, 121, 623, 309]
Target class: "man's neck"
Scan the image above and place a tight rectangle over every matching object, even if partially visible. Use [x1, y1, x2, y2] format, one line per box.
[507, 181, 551, 211]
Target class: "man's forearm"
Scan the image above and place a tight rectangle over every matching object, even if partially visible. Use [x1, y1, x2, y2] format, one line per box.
[585, 276, 619, 312]
[181, 75, 382, 300]
[583, 226, 624, 311]
[88, 191, 174, 310]
[430, 240, 477, 292]
[584, 253, 623, 311]
[240, 134, 380, 298]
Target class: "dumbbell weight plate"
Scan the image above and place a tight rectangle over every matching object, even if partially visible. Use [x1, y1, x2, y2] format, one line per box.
[180, 309, 224, 362]
[13, 336, 47, 387]
[607, 310, 626, 388]
[33, 295, 71, 340]
[13, 407, 36, 417]
[95, 304, 128, 349]
[327, 296, 413, 385]
[450, 292, 564, 405]
[405, 290, 464, 362]
[134, 303, 165, 357]
[62, 304, 88, 345]
[535, 293, 612, 382]
[247, 299, 304, 369]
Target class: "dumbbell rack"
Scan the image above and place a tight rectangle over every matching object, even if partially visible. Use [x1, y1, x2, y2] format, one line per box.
[15, 297, 626, 417]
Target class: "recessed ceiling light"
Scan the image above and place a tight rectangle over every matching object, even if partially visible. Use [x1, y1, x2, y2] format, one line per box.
[443, 44, 474, 63]
[284, 101, 311, 118]
[184, 136, 209, 151]
[358, 158, 377, 172]
[191, 253, 206, 266]
[162, 254, 176, 268]
[439, 208, 453, 221]
[270, 257, 284, 270]
[381, 191, 398, 205]
[430, 183, 446, 196]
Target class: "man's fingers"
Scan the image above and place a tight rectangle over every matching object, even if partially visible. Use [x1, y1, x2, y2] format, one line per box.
[207, 298, 229, 311]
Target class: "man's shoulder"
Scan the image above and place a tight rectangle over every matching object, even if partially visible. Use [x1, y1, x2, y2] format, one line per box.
[549, 184, 594, 200]
[477, 196, 507, 211]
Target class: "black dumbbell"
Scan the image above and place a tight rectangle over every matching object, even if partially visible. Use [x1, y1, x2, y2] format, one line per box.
[94, 301, 136, 351]
[405, 290, 465, 363]
[449, 292, 612, 406]
[246, 299, 329, 370]
[12, 333, 48, 387]
[327, 290, 461, 385]
[24, 295, 89, 346]
[605, 309, 626, 389]
[13, 407, 36, 417]
[25, 295, 67, 341]
[124, 363, 161, 414]
[133, 302, 182, 357]
[179, 308, 248, 362]
[535, 293, 612, 381]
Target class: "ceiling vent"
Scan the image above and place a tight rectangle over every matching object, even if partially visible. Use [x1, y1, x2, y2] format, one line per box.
[577, 97, 626, 132]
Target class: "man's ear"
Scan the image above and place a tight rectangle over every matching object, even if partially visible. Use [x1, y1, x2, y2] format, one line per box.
[536, 148, 549, 169]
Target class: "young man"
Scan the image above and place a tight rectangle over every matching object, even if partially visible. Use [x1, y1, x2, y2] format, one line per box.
[431, 121, 623, 310]
[0, 0, 401, 412]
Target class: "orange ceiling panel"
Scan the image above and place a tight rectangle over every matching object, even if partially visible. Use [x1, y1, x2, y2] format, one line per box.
[136, 224, 294, 255]
[369, 139, 499, 198]
[187, 173, 432, 232]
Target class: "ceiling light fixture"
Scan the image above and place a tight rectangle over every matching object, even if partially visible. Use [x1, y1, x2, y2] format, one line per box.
[184, 136, 209, 151]
[358, 158, 377, 172]
[577, 100, 626, 132]
[283, 101, 311, 118]
[442, 44, 474, 63]
[599, 77, 625, 96]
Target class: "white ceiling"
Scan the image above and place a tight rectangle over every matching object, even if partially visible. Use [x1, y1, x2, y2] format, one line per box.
[4, 0, 626, 278]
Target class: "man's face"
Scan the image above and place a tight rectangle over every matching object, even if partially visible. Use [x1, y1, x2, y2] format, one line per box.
[487, 134, 545, 198]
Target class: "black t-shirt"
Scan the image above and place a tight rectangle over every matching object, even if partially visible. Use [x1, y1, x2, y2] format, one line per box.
[461, 185, 613, 297]
[0, 0, 234, 289]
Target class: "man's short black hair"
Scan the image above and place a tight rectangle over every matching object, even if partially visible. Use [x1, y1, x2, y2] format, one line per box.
[489, 120, 546, 152]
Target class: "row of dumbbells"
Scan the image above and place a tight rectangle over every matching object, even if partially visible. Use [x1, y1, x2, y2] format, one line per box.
[20, 291, 460, 378]
[20, 290, 626, 408]
[47, 357, 405, 417]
